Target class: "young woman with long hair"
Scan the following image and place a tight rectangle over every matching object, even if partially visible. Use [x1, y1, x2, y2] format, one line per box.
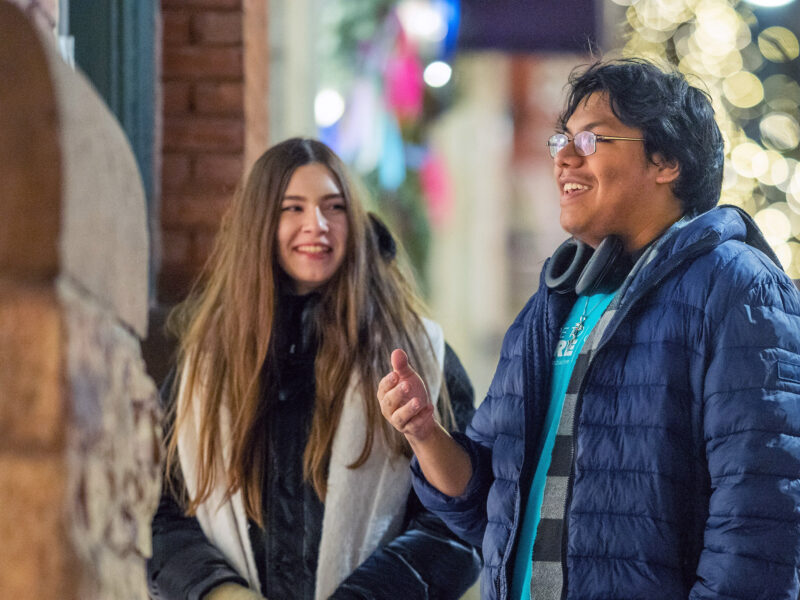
[146, 138, 480, 600]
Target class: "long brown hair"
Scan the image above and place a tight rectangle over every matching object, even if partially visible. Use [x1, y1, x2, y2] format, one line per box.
[166, 138, 452, 525]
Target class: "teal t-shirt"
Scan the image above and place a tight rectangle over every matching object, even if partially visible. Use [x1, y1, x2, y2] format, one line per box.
[510, 291, 616, 600]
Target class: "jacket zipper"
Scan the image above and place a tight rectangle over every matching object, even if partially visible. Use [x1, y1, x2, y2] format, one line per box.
[497, 293, 559, 600]
[558, 230, 723, 597]
[557, 277, 669, 598]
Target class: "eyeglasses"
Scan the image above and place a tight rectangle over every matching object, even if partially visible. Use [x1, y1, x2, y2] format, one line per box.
[546, 131, 645, 159]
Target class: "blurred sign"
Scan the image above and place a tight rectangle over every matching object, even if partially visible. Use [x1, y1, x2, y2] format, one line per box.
[459, 0, 598, 53]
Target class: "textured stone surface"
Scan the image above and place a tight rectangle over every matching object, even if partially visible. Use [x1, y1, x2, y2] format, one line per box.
[61, 280, 162, 600]
[41, 25, 150, 337]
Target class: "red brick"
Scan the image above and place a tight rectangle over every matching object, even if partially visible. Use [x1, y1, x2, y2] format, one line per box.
[162, 0, 241, 7]
[193, 11, 242, 45]
[194, 153, 244, 186]
[162, 194, 231, 229]
[163, 46, 242, 80]
[164, 116, 244, 152]
[161, 228, 193, 267]
[162, 153, 192, 190]
[194, 81, 244, 116]
[163, 81, 192, 115]
[163, 10, 191, 46]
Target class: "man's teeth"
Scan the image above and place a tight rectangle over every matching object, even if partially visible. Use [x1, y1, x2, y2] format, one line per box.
[563, 182, 589, 192]
[297, 245, 329, 253]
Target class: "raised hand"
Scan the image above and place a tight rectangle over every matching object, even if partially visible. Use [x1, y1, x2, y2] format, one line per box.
[377, 349, 437, 441]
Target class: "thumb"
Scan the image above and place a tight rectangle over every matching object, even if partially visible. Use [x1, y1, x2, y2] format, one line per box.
[391, 348, 414, 377]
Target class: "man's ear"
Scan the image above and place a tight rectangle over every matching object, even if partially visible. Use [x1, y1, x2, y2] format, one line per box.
[653, 154, 680, 184]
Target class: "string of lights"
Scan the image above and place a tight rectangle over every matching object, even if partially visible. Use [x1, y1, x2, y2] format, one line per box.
[613, 0, 800, 276]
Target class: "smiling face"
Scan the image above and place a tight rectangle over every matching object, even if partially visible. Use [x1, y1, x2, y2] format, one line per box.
[554, 92, 681, 251]
[276, 162, 349, 294]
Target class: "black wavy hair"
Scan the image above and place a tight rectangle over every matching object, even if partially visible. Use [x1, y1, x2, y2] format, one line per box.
[557, 58, 724, 216]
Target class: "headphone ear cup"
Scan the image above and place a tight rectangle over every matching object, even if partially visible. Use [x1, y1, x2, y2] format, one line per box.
[545, 238, 594, 293]
[574, 236, 629, 296]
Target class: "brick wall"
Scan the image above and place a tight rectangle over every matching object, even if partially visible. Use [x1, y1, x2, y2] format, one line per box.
[160, 0, 249, 303]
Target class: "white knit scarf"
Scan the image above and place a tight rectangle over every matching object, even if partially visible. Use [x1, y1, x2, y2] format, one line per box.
[177, 319, 445, 599]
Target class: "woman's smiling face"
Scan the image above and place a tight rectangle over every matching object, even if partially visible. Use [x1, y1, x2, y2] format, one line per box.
[276, 162, 349, 294]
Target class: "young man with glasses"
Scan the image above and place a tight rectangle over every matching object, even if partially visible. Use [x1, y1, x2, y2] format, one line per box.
[379, 58, 800, 599]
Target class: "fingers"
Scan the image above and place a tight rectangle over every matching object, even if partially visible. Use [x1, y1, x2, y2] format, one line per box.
[379, 377, 411, 415]
[389, 397, 434, 434]
[377, 371, 398, 399]
[391, 348, 413, 376]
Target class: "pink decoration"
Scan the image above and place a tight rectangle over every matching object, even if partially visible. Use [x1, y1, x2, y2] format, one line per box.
[420, 151, 453, 228]
[384, 33, 424, 122]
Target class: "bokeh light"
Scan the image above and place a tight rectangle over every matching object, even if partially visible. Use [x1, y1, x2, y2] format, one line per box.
[723, 71, 765, 107]
[610, 0, 800, 272]
[397, 0, 447, 43]
[760, 112, 800, 151]
[731, 142, 769, 178]
[758, 26, 800, 62]
[314, 89, 345, 127]
[754, 206, 792, 245]
[744, 0, 797, 6]
[423, 61, 452, 87]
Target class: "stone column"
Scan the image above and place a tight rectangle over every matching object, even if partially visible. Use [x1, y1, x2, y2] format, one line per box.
[0, 3, 161, 599]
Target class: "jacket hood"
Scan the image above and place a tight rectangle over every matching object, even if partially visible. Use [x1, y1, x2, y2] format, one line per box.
[620, 204, 782, 304]
[661, 204, 779, 265]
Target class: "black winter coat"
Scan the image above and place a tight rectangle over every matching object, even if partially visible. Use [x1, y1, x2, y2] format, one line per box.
[146, 293, 481, 600]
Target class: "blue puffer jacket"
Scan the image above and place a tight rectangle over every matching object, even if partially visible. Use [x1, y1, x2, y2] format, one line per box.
[413, 206, 800, 599]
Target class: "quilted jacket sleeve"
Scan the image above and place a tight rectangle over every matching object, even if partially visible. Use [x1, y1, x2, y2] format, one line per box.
[690, 256, 800, 599]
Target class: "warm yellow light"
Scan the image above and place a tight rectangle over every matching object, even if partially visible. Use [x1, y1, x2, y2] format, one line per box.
[773, 242, 792, 271]
[785, 199, 800, 231]
[634, 0, 691, 32]
[758, 26, 800, 62]
[764, 75, 800, 111]
[731, 142, 769, 178]
[723, 71, 764, 108]
[779, 159, 799, 194]
[787, 242, 800, 279]
[694, 1, 741, 56]
[702, 50, 743, 78]
[722, 163, 739, 190]
[789, 168, 800, 206]
[760, 112, 800, 151]
[756, 150, 790, 186]
[754, 206, 792, 245]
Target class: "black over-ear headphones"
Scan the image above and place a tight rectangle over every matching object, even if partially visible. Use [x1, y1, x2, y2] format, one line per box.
[545, 236, 633, 296]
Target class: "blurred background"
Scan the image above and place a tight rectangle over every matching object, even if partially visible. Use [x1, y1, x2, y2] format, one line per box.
[10, 0, 800, 416]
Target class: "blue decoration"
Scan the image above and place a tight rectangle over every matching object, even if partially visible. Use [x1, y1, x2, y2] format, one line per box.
[439, 0, 461, 59]
[378, 111, 406, 191]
